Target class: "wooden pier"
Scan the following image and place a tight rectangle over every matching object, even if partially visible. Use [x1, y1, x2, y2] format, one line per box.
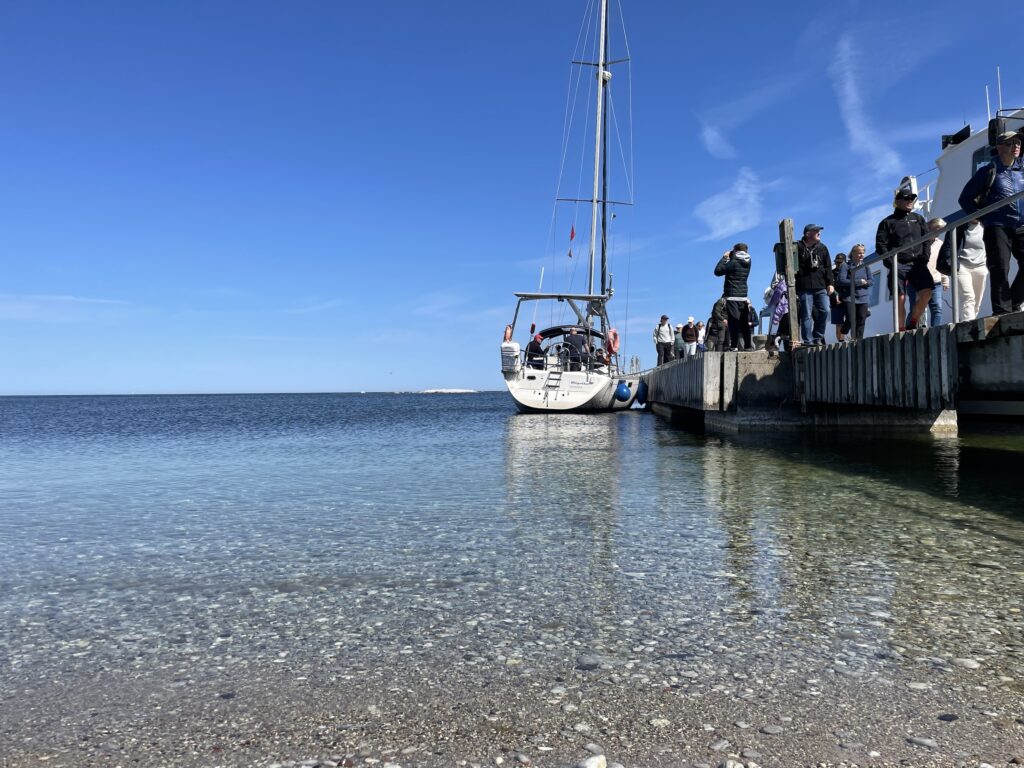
[643, 312, 1024, 435]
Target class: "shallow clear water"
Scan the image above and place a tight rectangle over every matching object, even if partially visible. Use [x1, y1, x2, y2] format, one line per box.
[1, 393, 1023, 765]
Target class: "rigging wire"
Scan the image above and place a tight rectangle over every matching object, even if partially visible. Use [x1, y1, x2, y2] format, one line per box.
[547, 0, 597, 330]
[604, 0, 635, 362]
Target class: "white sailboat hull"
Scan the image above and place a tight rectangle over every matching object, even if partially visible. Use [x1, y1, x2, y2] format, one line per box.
[503, 366, 639, 413]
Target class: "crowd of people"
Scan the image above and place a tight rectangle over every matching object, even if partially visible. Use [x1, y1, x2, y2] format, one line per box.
[650, 127, 1024, 366]
[652, 315, 707, 364]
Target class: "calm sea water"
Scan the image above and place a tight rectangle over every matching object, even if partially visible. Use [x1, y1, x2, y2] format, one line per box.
[2, 393, 1023, 763]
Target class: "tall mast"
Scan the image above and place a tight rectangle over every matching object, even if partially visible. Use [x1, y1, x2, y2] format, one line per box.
[586, 0, 608, 297]
[599, 5, 610, 312]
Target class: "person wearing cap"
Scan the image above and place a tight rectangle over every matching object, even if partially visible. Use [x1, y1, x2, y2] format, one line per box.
[681, 316, 699, 357]
[673, 323, 686, 360]
[958, 129, 1024, 315]
[564, 326, 590, 371]
[714, 243, 753, 351]
[876, 182, 932, 330]
[525, 333, 545, 369]
[653, 314, 674, 365]
[795, 224, 834, 345]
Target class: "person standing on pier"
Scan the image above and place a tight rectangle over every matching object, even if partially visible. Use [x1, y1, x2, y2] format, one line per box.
[653, 315, 674, 365]
[876, 184, 932, 330]
[925, 217, 950, 326]
[795, 224, 834, 346]
[714, 243, 752, 351]
[831, 252, 848, 342]
[837, 244, 873, 340]
[681, 317, 699, 357]
[958, 130, 1024, 315]
[706, 299, 728, 351]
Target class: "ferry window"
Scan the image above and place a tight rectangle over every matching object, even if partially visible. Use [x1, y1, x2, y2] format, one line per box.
[869, 270, 882, 307]
[973, 146, 994, 175]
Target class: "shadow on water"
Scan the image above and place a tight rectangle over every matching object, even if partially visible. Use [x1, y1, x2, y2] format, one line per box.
[654, 417, 1024, 540]
[809, 430, 1016, 519]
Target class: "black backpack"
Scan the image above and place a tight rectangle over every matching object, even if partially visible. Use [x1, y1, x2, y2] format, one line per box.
[970, 164, 997, 211]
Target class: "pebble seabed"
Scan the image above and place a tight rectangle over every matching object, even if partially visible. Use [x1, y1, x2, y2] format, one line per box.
[2, 549, 1024, 768]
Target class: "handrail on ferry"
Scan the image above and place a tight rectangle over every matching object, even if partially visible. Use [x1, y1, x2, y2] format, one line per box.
[842, 188, 1024, 333]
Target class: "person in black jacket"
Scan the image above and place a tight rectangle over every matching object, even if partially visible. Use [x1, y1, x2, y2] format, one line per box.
[795, 224, 835, 346]
[714, 243, 752, 351]
[830, 253, 848, 342]
[875, 184, 933, 330]
[564, 327, 589, 370]
[525, 334, 545, 369]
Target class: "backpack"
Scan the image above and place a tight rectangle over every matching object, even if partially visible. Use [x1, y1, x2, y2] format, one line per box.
[937, 222, 973, 276]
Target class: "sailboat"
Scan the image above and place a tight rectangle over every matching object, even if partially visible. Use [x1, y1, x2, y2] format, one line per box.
[500, 0, 642, 413]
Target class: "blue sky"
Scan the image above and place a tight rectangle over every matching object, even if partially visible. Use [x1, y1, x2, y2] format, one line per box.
[0, 0, 1012, 393]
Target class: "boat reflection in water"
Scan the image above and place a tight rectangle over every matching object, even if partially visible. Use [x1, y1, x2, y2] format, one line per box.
[499, 411, 1024, 686]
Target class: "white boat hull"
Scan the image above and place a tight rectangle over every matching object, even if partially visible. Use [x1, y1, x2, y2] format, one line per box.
[503, 366, 639, 413]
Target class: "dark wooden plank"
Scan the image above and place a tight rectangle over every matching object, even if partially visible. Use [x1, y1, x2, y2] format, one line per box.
[889, 334, 900, 406]
[809, 350, 817, 402]
[860, 337, 868, 405]
[926, 328, 939, 410]
[902, 332, 915, 409]
[915, 328, 929, 410]
[872, 337, 882, 404]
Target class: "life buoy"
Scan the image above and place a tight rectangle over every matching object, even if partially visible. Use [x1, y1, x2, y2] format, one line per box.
[503, 324, 513, 343]
[606, 327, 620, 354]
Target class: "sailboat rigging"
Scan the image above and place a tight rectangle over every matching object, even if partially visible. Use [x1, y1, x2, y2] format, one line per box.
[500, 0, 640, 413]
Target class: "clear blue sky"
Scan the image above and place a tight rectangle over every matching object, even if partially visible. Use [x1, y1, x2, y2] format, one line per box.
[0, 0, 1011, 394]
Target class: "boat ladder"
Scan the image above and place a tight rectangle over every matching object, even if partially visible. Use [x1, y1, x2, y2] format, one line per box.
[544, 370, 563, 389]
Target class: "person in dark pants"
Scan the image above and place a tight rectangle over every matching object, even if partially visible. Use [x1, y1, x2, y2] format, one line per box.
[830, 252, 848, 342]
[714, 243, 752, 352]
[705, 300, 727, 351]
[837, 243, 873, 340]
[525, 333, 545, 369]
[876, 182, 933, 329]
[795, 224, 835, 345]
[958, 129, 1024, 315]
[653, 315, 674, 365]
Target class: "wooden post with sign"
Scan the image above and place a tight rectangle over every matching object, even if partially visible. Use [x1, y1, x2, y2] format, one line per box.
[778, 219, 800, 347]
[778, 219, 805, 409]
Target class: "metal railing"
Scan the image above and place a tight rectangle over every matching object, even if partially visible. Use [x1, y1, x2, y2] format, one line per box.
[520, 348, 620, 375]
[860, 188, 1024, 333]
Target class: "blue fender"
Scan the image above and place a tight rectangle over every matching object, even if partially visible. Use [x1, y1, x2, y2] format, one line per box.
[634, 379, 647, 406]
[614, 380, 631, 402]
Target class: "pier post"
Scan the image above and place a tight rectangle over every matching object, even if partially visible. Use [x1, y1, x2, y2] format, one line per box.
[778, 219, 804, 410]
